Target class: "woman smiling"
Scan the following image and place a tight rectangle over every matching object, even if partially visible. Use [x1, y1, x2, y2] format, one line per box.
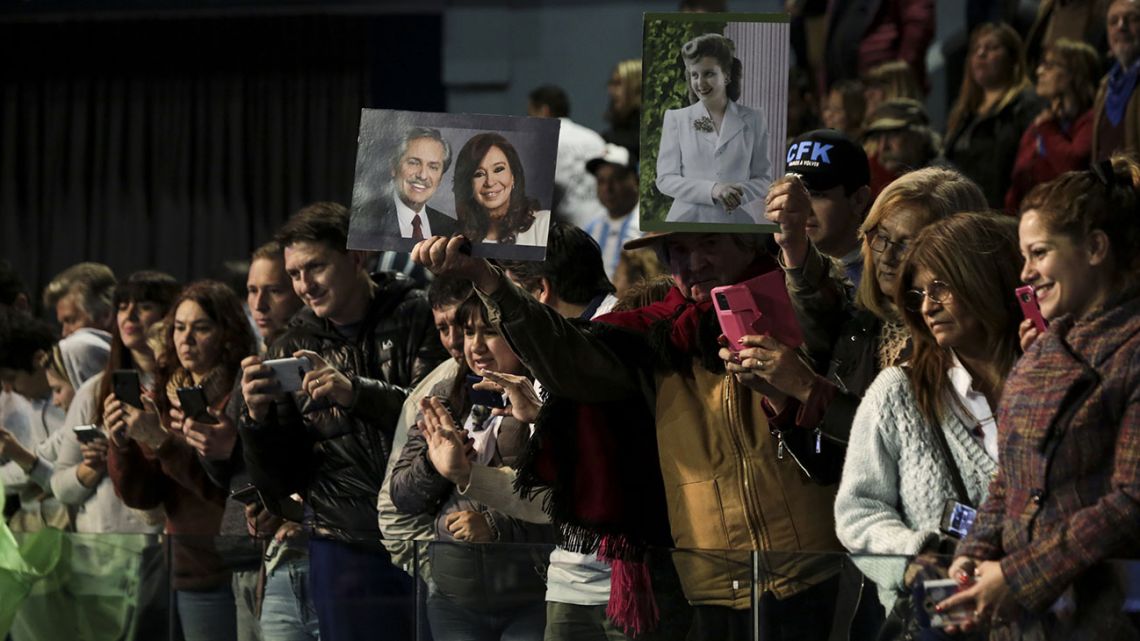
[453, 132, 550, 253]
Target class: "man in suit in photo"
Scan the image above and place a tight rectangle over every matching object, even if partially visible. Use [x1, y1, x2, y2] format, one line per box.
[352, 126, 458, 252]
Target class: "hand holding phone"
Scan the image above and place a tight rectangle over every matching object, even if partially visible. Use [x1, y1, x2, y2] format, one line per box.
[262, 356, 313, 394]
[921, 579, 975, 629]
[176, 386, 217, 425]
[466, 374, 507, 409]
[230, 484, 262, 505]
[72, 424, 105, 445]
[112, 370, 143, 409]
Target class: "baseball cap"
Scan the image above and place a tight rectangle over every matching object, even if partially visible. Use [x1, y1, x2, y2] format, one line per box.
[785, 129, 870, 193]
[863, 98, 930, 136]
[586, 143, 636, 175]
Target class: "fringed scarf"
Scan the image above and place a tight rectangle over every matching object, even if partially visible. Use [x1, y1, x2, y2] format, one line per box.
[515, 260, 778, 635]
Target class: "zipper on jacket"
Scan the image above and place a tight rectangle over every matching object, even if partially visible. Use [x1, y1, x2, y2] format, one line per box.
[723, 375, 768, 594]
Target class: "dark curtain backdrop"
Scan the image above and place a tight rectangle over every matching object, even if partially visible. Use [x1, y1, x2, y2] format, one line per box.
[0, 13, 444, 308]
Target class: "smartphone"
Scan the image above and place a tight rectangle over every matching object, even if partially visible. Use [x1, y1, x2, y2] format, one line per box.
[712, 271, 804, 352]
[112, 370, 143, 409]
[72, 424, 104, 444]
[939, 499, 977, 540]
[465, 374, 507, 409]
[176, 386, 217, 424]
[920, 579, 974, 628]
[229, 484, 262, 506]
[1015, 285, 1048, 334]
[263, 356, 313, 393]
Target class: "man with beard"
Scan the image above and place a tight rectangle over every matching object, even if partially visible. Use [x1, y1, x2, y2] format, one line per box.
[351, 126, 458, 252]
[1093, 0, 1140, 161]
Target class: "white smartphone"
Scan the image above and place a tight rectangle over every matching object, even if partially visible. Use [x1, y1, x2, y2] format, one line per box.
[262, 356, 313, 393]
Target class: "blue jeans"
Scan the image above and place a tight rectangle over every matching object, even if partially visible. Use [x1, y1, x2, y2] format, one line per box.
[177, 583, 238, 641]
[308, 538, 414, 641]
[261, 555, 320, 641]
[426, 592, 545, 641]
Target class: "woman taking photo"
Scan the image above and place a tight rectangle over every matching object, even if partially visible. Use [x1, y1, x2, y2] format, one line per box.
[941, 157, 1140, 639]
[106, 280, 255, 641]
[655, 32, 772, 224]
[454, 132, 550, 257]
[390, 295, 552, 641]
[1005, 38, 1100, 213]
[944, 22, 1040, 209]
[833, 213, 1022, 613]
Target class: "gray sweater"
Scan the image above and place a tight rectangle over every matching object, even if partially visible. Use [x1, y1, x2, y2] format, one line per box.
[834, 366, 997, 609]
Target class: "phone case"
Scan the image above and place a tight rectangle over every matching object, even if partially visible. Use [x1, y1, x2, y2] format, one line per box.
[921, 579, 973, 628]
[264, 356, 313, 393]
[1015, 285, 1048, 333]
[176, 387, 216, 424]
[112, 370, 143, 409]
[712, 270, 804, 351]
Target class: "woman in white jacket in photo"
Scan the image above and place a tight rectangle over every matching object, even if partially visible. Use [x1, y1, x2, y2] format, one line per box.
[655, 32, 772, 224]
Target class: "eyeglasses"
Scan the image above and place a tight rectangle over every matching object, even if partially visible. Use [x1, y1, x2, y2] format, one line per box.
[868, 228, 909, 257]
[903, 280, 954, 312]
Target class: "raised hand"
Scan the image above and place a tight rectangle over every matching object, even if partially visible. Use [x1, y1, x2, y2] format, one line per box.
[474, 370, 542, 423]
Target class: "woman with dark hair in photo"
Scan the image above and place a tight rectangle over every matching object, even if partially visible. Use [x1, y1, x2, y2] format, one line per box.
[453, 132, 551, 250]
[833, 213, 1023, 616]
[944, 22, 1041, 209]
[656, 32, 772, 224]
[104, 280, 256, 641]
[940, 157, 1140, 639]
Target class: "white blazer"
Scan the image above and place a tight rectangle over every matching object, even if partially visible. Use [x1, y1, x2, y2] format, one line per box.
[655, 100, 772, 224]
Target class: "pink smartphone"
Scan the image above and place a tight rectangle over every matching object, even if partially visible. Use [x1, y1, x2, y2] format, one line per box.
[711, 271, 804, 352]
[1015, 285, 1047, 333]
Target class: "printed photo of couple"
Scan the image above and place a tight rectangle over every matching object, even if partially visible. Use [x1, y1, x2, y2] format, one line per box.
[347, 110, 561, 261]
[640, 13, 789, 232]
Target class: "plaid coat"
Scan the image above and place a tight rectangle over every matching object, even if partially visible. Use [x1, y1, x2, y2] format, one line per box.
[958, 294, 1140, 640]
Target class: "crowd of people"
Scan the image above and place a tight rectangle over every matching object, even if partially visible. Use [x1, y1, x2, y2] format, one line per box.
[3, 2, 1140, 641]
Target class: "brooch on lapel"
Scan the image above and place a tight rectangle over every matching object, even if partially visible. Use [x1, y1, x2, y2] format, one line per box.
[693, 116, 714, 133]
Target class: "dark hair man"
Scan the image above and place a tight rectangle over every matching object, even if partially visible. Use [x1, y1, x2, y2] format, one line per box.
[500, 222, 616, 319]
[239, 201, 447, 641]
[351, 127, 458, 253]
[527, 84, 607, 228]
[583, 144, 642, 280]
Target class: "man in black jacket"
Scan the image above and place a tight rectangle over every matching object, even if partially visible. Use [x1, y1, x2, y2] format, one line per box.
[240, 202, 447, 641]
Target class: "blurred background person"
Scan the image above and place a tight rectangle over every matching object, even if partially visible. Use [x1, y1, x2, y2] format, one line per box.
[863, 99, 943, 195]
[1093, 0, 1140, 162]
[528, 84, 606, 229]
[944, 22, 1041, 209]
[822, 0, 934, 95]
[603, 59, 642, 153]
[583, 143, 641, 281]
[1006, 38, 1100, 213]
[947, 157, 1140, 639]
[861, 60, 923, 125]
[821, 79, 866, 140]
[41, 262, 116, 338]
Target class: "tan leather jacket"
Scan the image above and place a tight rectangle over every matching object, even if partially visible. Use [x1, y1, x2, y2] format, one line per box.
[480, 273, 844, 608]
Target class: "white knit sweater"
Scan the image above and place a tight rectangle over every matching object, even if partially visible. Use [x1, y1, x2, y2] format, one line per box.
[834, 366, 998, 609]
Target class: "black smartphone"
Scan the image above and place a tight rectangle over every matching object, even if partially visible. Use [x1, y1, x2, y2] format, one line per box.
[939, 499, 977, 539]
[112, 370, 143, 409]
[72, 424, 104, 444]
[465, 374, 507, 409]
[229, 484, 262, 505]
[175, 386, 217, 424]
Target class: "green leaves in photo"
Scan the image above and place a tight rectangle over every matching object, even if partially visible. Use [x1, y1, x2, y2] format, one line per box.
[639, 18, 726, 225]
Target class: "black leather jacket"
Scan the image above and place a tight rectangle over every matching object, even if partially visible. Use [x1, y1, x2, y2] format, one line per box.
[240, 272, 447, 544]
